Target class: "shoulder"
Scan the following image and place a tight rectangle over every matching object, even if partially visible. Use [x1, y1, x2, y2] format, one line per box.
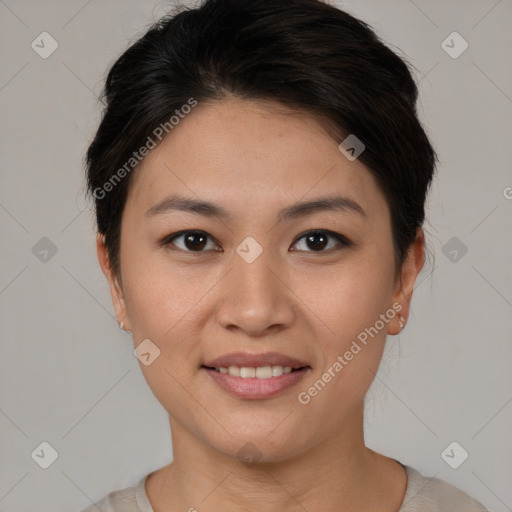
[399, 465, 489, 512]
[79, 473, 153, 512]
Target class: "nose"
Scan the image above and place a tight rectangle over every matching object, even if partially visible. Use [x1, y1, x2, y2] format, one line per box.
[215, 246, 296, 337]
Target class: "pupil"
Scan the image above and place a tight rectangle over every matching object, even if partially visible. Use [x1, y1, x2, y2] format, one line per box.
[185, 232, 207, 250]
[306, 231, 327, 251]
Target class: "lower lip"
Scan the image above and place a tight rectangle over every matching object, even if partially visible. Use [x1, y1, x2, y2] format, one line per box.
[202, 367, 310, 399]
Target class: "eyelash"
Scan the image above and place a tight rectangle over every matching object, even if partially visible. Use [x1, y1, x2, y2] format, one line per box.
[160, 229, 354, 254]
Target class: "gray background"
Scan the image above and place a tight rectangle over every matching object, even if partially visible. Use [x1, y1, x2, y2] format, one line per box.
[0, 1, 511, 511]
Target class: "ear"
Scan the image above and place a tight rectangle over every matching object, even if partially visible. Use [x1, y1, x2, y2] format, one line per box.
[96, 234, 131, 331]
[388, 227, 425, 335]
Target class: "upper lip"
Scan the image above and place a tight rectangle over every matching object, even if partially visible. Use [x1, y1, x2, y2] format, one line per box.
[203, 351, 310, 369]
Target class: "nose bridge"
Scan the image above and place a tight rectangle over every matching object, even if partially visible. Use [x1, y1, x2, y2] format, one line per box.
[216, 237, 294, 334]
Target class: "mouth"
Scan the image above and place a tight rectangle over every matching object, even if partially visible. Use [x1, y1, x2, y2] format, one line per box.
[201, 364, 308, 378]
[200, 352, 311, 399]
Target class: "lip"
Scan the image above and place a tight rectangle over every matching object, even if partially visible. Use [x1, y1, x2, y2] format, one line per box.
[201, 351, 311, 400]
[202, 366, 310, 399]
[202, 351, 310, 369]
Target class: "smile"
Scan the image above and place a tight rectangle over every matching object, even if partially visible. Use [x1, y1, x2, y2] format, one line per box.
[201, 365, 310, 399]
[210, 365, 295, 378]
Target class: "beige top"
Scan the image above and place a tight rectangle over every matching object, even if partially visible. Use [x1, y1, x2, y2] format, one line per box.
[80, 464, 489, 512]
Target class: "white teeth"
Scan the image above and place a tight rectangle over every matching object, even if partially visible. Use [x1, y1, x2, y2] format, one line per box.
[272, 366, 282, 377]
[228, 365, 240, 377]
[218, 365, 295, 378]
[256, 366, 272, 378]
[240, 367, 256, 378]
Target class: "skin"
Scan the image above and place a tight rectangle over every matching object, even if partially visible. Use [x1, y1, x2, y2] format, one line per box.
[97, 96, 425, 511]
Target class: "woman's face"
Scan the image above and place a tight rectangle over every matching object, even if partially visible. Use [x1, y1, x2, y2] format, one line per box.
[98, 97, 423, 462]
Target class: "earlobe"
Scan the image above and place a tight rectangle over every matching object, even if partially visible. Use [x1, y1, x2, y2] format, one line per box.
[389, 227, 425, 335]
[96, 234, 131, 332]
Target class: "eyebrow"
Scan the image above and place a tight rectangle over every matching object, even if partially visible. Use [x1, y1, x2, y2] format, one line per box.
[145, 194, 366, 220]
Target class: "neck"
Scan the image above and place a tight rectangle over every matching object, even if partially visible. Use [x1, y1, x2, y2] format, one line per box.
[147, 403, 406, 512]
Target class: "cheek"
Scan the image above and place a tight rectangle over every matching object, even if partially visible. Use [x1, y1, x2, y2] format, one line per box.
[120, 260, 210, 419]
[294, 266, 394, 425]
[290, 244, 396, 415]
[120, 252, 224, 386]
[121, 243, 206, 336]
[293, 342, 385, 442]
[294, 245, 396, 351]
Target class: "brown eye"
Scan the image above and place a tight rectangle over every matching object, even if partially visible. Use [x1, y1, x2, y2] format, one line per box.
[163, 230, 220, 252]
[291, 230, 353, 252]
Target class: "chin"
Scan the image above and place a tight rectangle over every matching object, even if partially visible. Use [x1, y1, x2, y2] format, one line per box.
[206, 425, 313, 465]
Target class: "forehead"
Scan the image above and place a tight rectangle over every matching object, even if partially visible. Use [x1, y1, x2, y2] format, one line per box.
[125, 97, 388, 222]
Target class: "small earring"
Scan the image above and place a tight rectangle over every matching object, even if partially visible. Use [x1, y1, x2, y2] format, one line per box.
[119, 320, 131, 333]
[399, 315, 405, 330]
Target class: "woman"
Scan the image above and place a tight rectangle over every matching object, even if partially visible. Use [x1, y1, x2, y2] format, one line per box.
[81, 0, 489, 510]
